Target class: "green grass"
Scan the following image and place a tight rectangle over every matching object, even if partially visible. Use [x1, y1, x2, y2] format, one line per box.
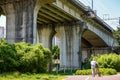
[0, 72, 66, 80]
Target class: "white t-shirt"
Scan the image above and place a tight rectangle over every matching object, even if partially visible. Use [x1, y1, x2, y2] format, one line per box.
[91, 60, 97, 68]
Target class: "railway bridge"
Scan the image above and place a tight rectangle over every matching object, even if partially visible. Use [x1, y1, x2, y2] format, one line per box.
[0, 0, 118, 69]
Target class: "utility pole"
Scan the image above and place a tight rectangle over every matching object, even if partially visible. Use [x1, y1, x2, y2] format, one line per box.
[91, 0, 93, 10]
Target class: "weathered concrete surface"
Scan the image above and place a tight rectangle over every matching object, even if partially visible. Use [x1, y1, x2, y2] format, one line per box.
[1, 0, 55, 44]
[55, 22, 87, 69]
[82, 47, 111, 62]
[86, 23, 118, 47]
[0, 0, 118, 70]
[2, 0, 36, 43]
[37, 24, 55, 49]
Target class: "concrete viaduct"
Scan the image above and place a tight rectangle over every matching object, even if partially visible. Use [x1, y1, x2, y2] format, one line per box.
[0, 0, 118, 69]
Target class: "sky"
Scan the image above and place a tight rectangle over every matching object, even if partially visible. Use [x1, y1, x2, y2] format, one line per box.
[79, 0, 120, 30]
[0, 0, 120, 30]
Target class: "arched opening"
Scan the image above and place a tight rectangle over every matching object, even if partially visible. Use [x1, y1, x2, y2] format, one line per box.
[52, 33, 60, 48]
[52, 32, 61, 71]
[81, 29, 110, 63]
[82, 30, 108, 48]
[52, 32, 60, 59]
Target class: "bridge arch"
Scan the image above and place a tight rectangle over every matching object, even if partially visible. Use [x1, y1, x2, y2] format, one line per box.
[82, 29, 108, 48]
[1, 0, 118, 70]
[86, 24, 115, 47]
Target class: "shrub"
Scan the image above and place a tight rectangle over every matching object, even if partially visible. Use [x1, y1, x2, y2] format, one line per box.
[75, 68, 117, 75]
[0, 39, 18, 72]
[75, 69, 91, 75]
[83, 59, 91, 69]
[15, 43, 52, 73]
[0, 39, 52, 73]
[52, 45, 60, 59]
[95, 54, 120, 72]
[99, 68, 117, 75]
[84, 54, 120, 72]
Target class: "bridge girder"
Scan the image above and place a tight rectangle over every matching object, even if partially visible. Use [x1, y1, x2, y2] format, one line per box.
[0, 0, 118, 70]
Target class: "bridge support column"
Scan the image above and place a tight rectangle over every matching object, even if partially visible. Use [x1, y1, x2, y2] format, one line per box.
[37, 24, 55, 49]
[55, 22, 87, 70]
[2, 0, 54, 44]
[37, 24, 55, 73]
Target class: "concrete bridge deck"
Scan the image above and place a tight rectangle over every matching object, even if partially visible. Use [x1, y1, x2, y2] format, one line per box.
[0, 0, 119, 70]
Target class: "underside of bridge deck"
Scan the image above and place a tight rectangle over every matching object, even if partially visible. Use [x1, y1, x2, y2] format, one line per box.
[0, 0, 116, 70]
[82, 30, 108, 47]
[37, 3, 108, 48]
[37, 4, 78, 24]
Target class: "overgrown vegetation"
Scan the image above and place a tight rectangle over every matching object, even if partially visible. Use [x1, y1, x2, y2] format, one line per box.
[84, 53, 120, 72]
[52, 45, 60, 59]
[52, 45, 60, 72]
[113, 27, 120, 54]
[0, 39, 52, 73]
[113, 27, 120, 45]
[75, 68, 117, 75]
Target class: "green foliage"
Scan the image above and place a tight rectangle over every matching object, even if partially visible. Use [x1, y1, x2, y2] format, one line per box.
[75, 69, 91, 75]
[0, 39, 52, 73]
[0, 39, 18, 72]
[99, 68, 117, 75]
[15, 42, 52, 73]
[90, 54, 120, 72]
[83, 59, 91, 69]
[113, 27, 120, 45]
[52, 45, 60, 59]
[75, 68, 117, 75]
[113, 27, 120, 54]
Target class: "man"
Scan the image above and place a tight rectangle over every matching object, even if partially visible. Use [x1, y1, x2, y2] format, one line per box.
[90, 58, 98, 77]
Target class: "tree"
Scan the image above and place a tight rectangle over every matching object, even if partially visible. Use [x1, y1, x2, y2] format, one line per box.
[52, 45, 60, 59]
[113, 27, 120, 54]
[113, 27, 120, 45]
